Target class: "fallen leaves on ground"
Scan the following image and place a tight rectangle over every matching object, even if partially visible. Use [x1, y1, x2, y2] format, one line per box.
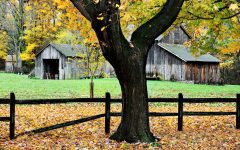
[0, 104, 239, 149]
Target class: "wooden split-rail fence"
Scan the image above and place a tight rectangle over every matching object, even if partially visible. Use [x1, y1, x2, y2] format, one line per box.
[0, 92, 239, 140]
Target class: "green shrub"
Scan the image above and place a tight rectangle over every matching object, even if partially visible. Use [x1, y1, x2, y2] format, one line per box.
[99, 72, 108, 78]
[157, 74, 164, 81]
[218, 78, 225, 86]
[22, 60, 35, 74]
[170, 74, 177, 82]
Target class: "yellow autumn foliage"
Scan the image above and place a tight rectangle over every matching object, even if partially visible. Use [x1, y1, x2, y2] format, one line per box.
[19, 0, 239, 63]
[20, 43, 37, 61]
[0, 30, 8, 59]
[220, 42, 240, 54]
[22, 0, 96, 61]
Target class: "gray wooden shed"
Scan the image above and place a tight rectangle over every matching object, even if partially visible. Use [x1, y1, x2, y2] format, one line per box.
[146, 43, 220, 83]
[35, 43, 84, 80]
[5, 54, 22, 72]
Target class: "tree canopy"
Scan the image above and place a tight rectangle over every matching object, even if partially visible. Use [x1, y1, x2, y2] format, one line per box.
[0, 0, 239, 63]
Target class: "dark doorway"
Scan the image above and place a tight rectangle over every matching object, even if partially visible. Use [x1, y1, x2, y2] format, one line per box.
[43, 59, 59, 79]
[0, 58, 5, 70]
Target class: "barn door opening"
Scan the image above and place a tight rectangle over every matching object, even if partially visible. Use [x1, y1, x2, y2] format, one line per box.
[43, 59, 59, 79]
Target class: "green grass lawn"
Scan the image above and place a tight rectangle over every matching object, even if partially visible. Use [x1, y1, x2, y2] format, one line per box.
[0, 73, 239, 99]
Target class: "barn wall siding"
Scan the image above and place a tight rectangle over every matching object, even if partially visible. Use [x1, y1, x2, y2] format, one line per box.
[41, 46, 62, 60]
[146, 42, 156, 76]
[147, 43, 185, 81]
[35, 55, 41, 79]
[64, 58, 83, 80]
[160, 26, 189, 44]
[185, 62, 220, 83]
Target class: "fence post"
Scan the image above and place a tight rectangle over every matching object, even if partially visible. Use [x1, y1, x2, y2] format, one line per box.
[105, 92, 111, 134]
[178, 93, 183, 131]
[10, 92, 15, 140]
[237, 94, 240, 129]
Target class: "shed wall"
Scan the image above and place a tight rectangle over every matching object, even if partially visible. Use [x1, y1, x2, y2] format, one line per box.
[146, 43, 185, 81]
[185, 62, 220, 83]
[64, 58, 83, 79]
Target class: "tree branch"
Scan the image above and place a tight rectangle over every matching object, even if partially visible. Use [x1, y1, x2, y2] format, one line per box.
[180, 25, 192, 39]
[187, 11, 213, 20]
[222, 11, 240, 19]
[70, 0, 96, 22]
[131, 0, 184, 51]
[187, 10, 240, 20]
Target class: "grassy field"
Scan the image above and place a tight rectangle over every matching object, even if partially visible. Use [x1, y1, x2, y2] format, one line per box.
[0, 73, 239, 99]
[1, 73, 240, 149]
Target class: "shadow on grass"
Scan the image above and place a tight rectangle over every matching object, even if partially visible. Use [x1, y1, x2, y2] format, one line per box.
[15, 114, 105, 138]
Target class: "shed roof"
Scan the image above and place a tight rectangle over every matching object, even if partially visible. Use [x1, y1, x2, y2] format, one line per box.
[158, 43, 220, 63]
[36, 43, 84, 57]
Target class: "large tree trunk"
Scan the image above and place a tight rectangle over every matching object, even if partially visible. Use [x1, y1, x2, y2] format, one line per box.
[110, 55, 155, 143]
[70, 0, 184, 143]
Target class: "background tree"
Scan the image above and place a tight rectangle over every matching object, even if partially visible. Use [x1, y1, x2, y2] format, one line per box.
[0, 0, 25, 71]
[22, 0, 66, 61]
[0, 30, 9, 59]
[76, 20, 104, 99]
[55, 30, 105, 98]
[78, 43, 104, 98]
[179, 0, 239, 54]
[70, 0, 184, 142]
[179, 0, 240, 84]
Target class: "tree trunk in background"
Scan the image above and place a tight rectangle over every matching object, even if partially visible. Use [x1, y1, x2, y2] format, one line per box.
[90, 80, 94, 98]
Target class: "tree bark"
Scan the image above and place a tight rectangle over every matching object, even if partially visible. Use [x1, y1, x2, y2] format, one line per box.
[90, 80, 94, 98]
[110, 55, 155, 143]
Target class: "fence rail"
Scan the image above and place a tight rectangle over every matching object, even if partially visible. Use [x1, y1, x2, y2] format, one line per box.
[0, 117, 10, 121]
[0, 98, 237, 104]
[0, 92, 239, 140]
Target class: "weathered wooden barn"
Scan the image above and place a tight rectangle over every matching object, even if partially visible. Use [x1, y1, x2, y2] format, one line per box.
[35, 43, 84, 80]
[146, 43, 220, 83]
[146, 26, 221, 83]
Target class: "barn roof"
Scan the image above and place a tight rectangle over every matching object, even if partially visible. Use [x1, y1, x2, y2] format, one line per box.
[36, 43, 84, 57]
[158, 43, 220, 63]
